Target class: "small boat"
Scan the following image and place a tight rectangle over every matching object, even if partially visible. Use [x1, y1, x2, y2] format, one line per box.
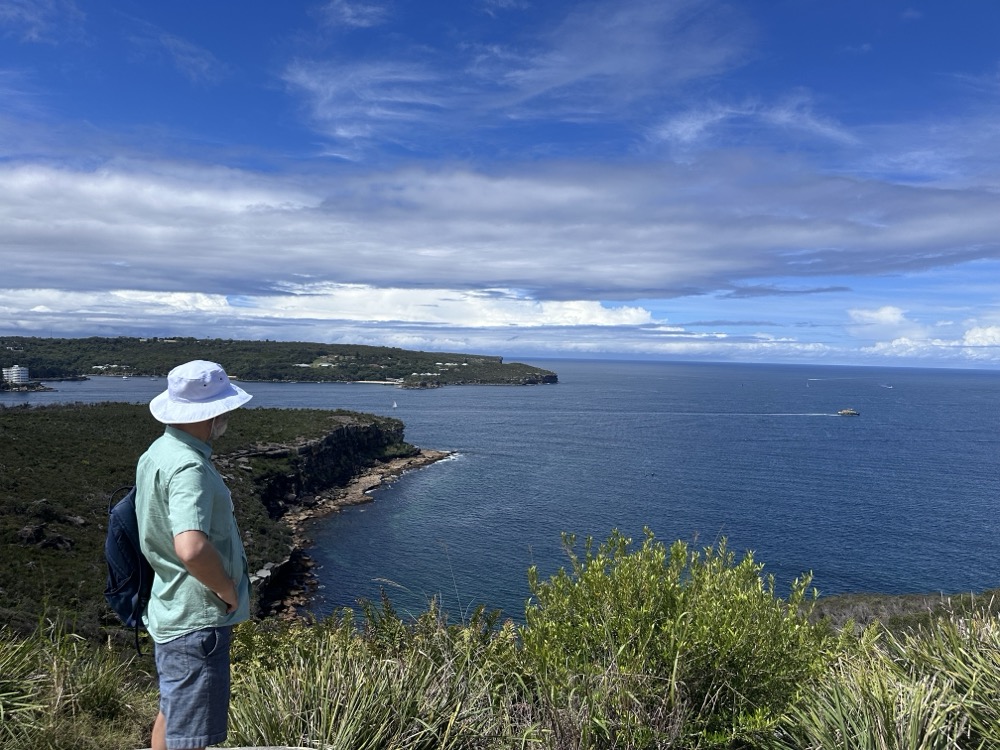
[838, 408, 860, 416]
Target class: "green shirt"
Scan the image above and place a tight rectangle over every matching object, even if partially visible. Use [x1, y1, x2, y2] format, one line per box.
[136, 426, 250, 642]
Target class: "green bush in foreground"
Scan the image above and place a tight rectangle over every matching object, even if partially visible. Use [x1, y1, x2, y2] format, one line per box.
[522, 530, 843, 748]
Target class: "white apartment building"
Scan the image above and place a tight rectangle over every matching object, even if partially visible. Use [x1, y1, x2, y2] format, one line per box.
[2, 365, 29, 384]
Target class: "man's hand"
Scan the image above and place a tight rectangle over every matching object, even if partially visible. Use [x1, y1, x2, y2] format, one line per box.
[214, 578, 239, 613]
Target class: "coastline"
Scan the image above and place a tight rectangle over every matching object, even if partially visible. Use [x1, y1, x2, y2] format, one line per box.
[254, 447, 453, 618]
[1, 382, 56, 392]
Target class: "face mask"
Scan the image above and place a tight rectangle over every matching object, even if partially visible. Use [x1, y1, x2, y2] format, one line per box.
[209, 413, 229, 441]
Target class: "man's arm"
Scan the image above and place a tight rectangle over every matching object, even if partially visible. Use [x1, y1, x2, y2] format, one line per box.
[174, 530, 239, 613]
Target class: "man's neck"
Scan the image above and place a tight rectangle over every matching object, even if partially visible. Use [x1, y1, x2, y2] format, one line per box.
[170, 419, 213, 443]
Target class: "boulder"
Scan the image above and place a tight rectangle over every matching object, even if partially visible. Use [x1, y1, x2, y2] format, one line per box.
[17, 524, 45, 545]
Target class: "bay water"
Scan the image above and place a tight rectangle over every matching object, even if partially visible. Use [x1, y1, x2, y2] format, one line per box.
[6, 359, 999, 621]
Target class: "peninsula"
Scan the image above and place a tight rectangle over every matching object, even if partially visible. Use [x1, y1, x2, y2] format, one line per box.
[0, 336, 558, 387]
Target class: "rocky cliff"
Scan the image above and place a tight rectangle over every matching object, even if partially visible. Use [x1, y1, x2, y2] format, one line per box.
[215, 414, 447, 619]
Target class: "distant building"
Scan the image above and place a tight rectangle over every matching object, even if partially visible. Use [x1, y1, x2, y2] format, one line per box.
[2, 365, 29, 384]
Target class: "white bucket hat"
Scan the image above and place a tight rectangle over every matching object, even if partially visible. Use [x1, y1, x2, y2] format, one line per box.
[149, 360, 252, 424]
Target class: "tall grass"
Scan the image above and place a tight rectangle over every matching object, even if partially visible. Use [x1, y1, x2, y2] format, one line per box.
[771, 648, 970, 749]
[885, 609, 1000, 748]
[0, 620, 158, 750]
[0, 626, 45, 747]
[770, 607, 1000, 750]
[229, 598, 539, 749]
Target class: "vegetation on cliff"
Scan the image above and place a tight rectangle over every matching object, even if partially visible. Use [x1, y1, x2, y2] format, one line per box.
[0, 402, 414, 638]
[0, 335, 558, 386]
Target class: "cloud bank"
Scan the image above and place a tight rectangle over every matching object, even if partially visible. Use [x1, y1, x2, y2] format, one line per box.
[2, 0, 1000, 367]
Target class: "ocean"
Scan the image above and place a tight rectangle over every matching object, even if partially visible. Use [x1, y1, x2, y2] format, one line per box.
[6, 359, 999, 621]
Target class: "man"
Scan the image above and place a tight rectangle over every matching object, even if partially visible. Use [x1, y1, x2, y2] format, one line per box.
[137, 360, 253, 750]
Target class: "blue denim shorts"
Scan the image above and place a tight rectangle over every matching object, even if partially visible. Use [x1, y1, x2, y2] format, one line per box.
[155, 626, 232, 750]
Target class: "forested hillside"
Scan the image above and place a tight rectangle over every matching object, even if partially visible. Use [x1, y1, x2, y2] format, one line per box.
[0, 336, 558, 387]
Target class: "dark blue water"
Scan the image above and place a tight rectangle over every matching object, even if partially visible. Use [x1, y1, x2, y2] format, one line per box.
[8, 361, 1000, 621]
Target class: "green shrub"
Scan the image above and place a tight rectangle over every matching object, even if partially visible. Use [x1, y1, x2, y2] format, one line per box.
[522, 530, 840, 748]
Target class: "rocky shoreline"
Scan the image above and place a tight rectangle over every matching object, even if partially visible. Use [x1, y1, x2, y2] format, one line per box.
[0, 381, 55, 392]
[253, 448, 452, 619]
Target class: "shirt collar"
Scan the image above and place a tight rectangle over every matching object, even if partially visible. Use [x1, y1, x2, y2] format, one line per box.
[164, 425, 213, 458]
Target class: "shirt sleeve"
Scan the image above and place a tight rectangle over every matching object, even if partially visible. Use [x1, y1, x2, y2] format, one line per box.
[166, 462, 214, 537]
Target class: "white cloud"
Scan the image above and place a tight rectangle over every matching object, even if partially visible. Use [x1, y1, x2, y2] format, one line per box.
[479, 0, 529, 16]
[6, 283, 1000, 366]
[848, 306, 909, 326]
[854, 320, 1000, 364]
[156, 33, 229, 84]
[3, 158, 1000, 306]
[318, 0, 389, 29]
[962, 326, 1000, 347]
[0, 0, 84, 43]
[847, 305, 936, 350]
[862, 337, 929, 358]
[761, 93, 859, 146]
[653, 105, 732, 145]
[283, 59, 445, 147]
[654, 94, 858, 149]
[286, 0, 753, 152]
[0, 286, 654, 329]
[500, 0, 751, 108]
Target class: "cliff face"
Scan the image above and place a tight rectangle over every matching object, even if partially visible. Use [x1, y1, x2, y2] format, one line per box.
[227, 418, 411, 517]
[215, 414, 424, 618]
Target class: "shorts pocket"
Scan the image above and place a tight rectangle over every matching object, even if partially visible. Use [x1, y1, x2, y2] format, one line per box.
[198, 627, 219, 658]
[202, 626, 231, 659]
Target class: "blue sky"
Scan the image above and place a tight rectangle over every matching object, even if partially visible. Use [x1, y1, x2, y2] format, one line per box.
[2, 1, 1000, 367]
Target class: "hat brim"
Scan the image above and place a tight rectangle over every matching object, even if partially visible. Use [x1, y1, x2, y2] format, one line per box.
[149, 384, 252, 424]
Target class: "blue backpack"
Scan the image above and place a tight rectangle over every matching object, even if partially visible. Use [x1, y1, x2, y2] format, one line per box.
[104, 486, 154, 653]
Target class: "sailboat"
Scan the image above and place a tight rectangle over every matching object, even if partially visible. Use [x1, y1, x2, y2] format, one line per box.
[392, 401, 398, 409]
